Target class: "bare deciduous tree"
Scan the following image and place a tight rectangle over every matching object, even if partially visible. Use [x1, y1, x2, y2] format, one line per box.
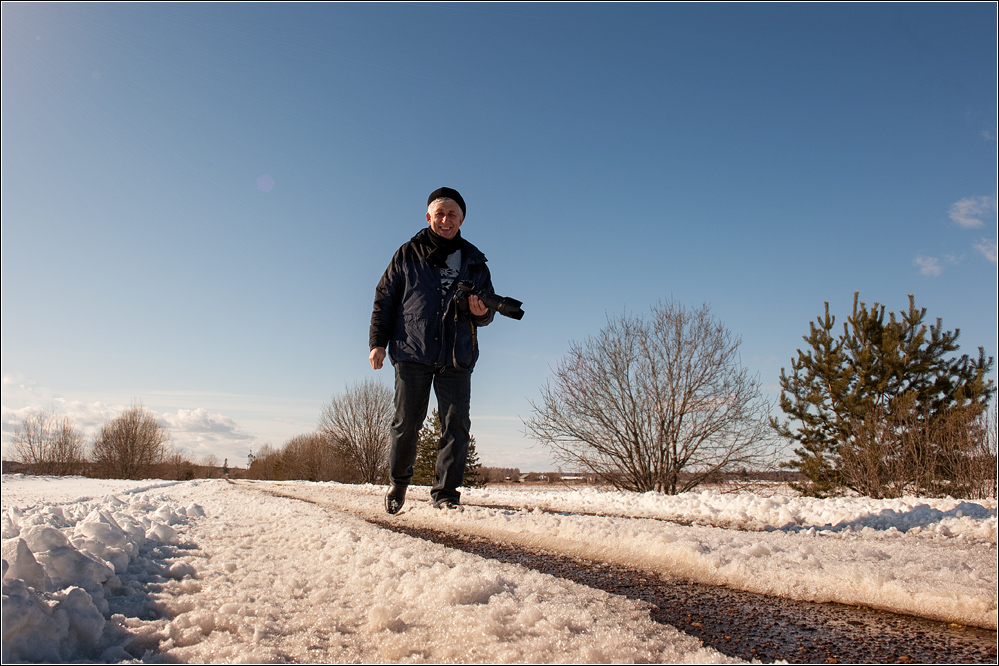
[48, 416, 87, 476]
[280, 432, 355, 482]
[9, 410, 86, 476]
[525, 301, 774, 494]
[932, 403, 996, 500]
[91, 403, 170, 479]
[201, 454, 220, 479]
[319, 380, 393, 484]
[834, 389, 997, 500]
[246, 444, 281, 480]
[166, 449, 196, 480]
[973, 407, 999, 499]
[10, 410, 51, 470]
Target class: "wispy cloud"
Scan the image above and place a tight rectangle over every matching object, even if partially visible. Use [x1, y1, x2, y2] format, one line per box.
[1, 375, 54, 403]
[914, 255, 943, 277]
[973, 238, 997, 263]
[948, 196, 997, 229]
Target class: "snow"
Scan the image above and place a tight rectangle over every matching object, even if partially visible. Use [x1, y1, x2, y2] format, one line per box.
[2, 476, 995, 663]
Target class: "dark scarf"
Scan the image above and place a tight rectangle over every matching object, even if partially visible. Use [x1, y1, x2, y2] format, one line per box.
[424, 229, 463, 267]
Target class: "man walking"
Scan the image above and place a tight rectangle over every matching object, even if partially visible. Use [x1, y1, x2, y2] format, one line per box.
[369, 187, 494, 513]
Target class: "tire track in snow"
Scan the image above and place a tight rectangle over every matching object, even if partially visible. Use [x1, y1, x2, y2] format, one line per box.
[242, 481, 997, 664]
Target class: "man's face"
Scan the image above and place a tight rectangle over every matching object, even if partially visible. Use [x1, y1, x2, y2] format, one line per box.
[426, 198, 464, 239]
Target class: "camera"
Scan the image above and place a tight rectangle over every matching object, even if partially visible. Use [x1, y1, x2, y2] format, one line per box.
[455, 281, 524, 320]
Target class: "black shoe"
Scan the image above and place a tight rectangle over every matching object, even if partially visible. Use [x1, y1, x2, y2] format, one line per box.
[385, 485, 406, 515]
[433, 498, 462, 511]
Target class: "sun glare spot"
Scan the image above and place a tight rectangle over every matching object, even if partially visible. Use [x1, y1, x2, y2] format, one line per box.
[257, 174, 275, 193]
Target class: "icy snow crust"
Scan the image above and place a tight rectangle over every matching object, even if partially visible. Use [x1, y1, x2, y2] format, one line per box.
[2, 476, 736, 663]
[1, 476, 995, 663]
[466, 484, 998, 541]
[289, 483, 998, 629]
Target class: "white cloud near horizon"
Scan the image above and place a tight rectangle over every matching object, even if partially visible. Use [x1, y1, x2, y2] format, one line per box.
[159, 407, 244, 435]
[158, 407, 259, 462]
[948, 195, 997, 229]
[1, 401, 119, 438]
[2, 399, 261, 463]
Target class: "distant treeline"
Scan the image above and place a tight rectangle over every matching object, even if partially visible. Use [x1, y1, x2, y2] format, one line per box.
[5, 404, 232, 481]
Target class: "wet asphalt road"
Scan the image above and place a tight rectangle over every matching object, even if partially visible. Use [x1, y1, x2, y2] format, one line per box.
[373, 519, 997, 664]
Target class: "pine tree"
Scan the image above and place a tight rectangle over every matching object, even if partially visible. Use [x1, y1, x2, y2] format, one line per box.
[773, 293, 994, 497]
[412, 409, 441, 486]
[464, 435, 486, 488]
[411, 408, 487, 488]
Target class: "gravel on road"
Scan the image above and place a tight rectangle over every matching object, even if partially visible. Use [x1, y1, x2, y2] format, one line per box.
[371, 518, 998, 664]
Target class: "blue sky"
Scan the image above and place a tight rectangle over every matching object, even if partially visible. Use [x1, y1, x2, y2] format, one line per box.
[2, 3, 996, 471]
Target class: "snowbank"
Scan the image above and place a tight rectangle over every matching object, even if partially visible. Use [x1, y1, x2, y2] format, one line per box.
[467, 485, 998, 541]
[2, 478, 203, 661]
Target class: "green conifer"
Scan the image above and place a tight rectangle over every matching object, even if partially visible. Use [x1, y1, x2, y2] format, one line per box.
[411, 408, 487, 488]
[412, 409, 441, 486]
[464, 435, 486, 488]
[773, 293, 994, 497]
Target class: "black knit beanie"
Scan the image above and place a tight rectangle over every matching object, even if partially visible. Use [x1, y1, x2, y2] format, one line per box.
[427, 187, 466, 217]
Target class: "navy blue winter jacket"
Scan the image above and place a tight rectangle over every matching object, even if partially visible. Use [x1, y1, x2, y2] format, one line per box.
[370, 228, 494, 370]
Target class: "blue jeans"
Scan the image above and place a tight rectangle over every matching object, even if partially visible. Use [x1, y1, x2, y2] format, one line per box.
[389, 362, 472, 504]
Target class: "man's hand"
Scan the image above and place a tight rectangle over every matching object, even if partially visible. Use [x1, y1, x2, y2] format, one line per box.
[468, 294, 488, 318]
[369, 347, 387, 370]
